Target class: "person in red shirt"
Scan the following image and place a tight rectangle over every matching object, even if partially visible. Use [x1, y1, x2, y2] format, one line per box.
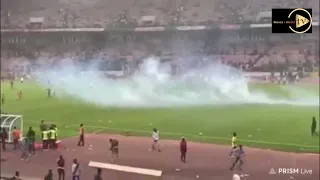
[12, 126, 21, 150]
[17, 90, 23, 100]
[180, 137, 187, 163]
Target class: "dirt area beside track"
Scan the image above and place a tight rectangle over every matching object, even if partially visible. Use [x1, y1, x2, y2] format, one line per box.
[1, 134, 319, 180]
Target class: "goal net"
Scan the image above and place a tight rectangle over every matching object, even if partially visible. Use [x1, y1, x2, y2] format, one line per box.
[0, 114, 23, 143]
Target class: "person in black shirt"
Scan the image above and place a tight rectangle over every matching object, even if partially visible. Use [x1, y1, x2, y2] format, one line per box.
[26, 127, 36, 156]
[94, 168, 103, 180]
[0, 127, 8, 151]
[40, 120, 46, 132]
[1, 93, 4, 105]
[44, 169, 53, 180]
[47, 88, 51, 98]
[12, 171, 21, 180]
[109, 139, 119, 160]
[10, 80, 14, 89]
[311, 117, 318, 136]
[57, 155, 65, 180]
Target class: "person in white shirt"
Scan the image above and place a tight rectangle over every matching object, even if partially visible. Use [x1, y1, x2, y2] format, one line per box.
[72, 159, 81, 180]
[230, 145, 245, 171]
[232, 174, 241, 180]
[20, 77, 24, 83]
[151, 128, 161, 152]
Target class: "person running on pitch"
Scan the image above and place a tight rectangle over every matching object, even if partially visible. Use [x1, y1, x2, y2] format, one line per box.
[230, 145, 245, 171]
[151, 128, 161, 152]
[311, 117, 318, 136]
[229, 132, 237, 155]
[109, 138, 119, 161]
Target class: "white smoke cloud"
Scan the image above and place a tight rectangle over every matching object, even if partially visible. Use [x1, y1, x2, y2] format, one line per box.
[34, 57, 319, 108]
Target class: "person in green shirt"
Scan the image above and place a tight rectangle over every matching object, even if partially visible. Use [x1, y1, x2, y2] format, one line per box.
[26, 127, 36, 156]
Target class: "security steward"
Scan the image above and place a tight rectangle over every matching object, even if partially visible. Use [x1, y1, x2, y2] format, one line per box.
[49, 126, 57, 149]
[53, 125, 58, 139]
[229, 132, 237, 155]
[42, 128, 49, 151]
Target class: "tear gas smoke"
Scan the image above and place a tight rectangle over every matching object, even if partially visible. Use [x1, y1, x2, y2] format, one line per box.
[34, 57, 319, 108]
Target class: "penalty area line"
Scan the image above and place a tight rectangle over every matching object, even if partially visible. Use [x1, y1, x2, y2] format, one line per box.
[70, 124, 319, 149]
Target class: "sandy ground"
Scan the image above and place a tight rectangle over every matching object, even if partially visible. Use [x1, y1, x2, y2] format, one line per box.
[1, 134, 319, 180]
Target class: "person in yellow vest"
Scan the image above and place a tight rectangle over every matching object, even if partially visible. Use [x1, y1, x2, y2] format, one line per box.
[49, 126, 57, 149]
[54, 125, 58, 149]
[232, 132, 237, 148]
[53, 125, 58, 139]
[42, 128, 49, 151]
[229, 132, 237, 156]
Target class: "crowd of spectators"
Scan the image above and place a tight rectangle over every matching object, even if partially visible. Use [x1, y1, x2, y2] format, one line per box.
[1, 0, 319, 78]
[1, 38, 318, 79]
[1, 0, 319, 28]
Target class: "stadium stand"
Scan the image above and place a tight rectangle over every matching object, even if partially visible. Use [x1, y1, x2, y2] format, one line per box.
[1, 0, 319, 28]
[0, 0, 319, 78]
[1, 34, 319, 78]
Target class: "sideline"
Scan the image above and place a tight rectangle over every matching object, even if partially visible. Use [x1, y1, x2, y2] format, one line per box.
[70, 124, 319, 149]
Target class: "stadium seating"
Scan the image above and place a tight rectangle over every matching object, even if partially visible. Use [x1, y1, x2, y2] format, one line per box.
[0, 0, 319, 75]
[1, 0, 319, 28]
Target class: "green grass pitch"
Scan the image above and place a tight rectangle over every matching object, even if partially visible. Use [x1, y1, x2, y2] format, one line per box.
[1, 81, 319, 153]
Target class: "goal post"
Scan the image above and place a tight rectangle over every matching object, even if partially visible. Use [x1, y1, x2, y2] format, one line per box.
[0, 114, 23, 143]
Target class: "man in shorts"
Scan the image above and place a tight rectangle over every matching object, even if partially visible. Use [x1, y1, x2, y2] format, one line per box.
[109, 138, 119, 160]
